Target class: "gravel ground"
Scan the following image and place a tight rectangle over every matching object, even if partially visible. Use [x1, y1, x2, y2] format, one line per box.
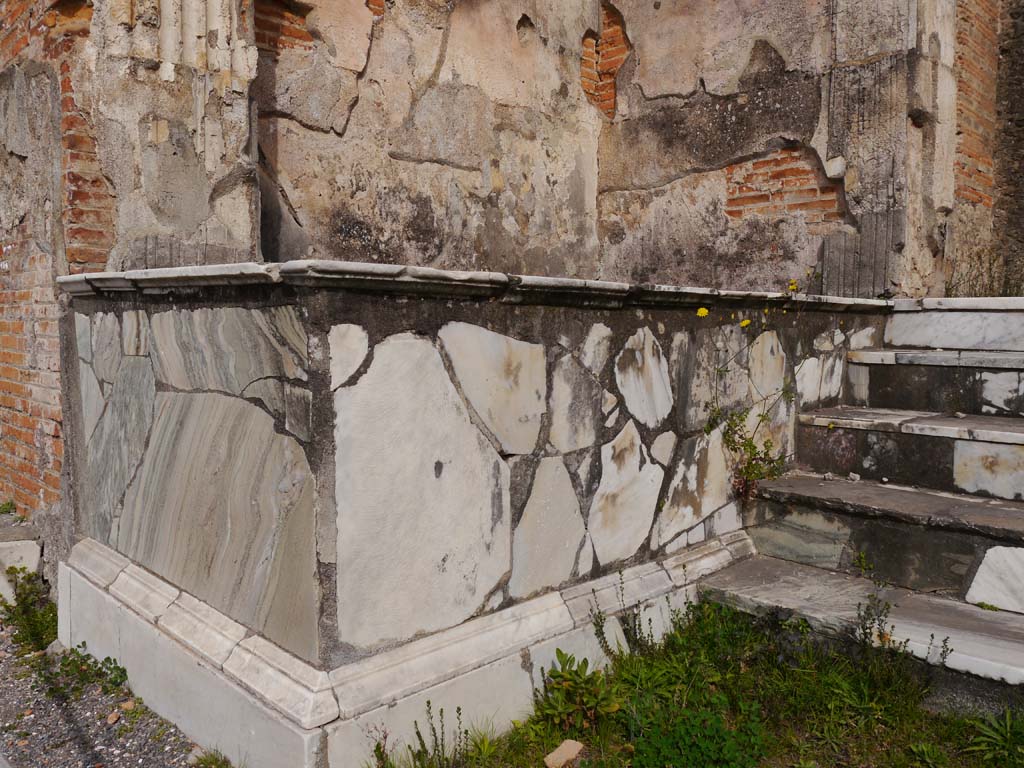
[0, 621, 203, 768]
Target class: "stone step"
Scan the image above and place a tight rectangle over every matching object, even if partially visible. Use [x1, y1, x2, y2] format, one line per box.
[699, 555, 1024, 685]
[839, 348, 1024, 417]
[846, 349, 1024, 417]
[886, 305, 1024, 352]
[797, 407, 1024, 502]
[746, 473, 1024, 601]
[849, 349, 1024, 369]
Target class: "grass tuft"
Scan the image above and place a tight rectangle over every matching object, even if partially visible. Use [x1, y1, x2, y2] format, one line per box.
[370, 601, 1024, 767]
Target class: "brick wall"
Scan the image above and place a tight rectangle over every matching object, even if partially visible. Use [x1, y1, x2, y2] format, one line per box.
[0, 0, 45, 68]
[0, 230, 63, 515]
[955, 0, 1000, 209]
[0, 0, 110, 516]
[254, 0, 314, 53]
[725, 149, 845, 228]
[581, 3, 630, 119]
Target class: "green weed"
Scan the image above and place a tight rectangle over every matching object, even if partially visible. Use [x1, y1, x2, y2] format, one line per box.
[374, 600, 1009, 767]
[195, 751, 236, 768]
[0, 566, 57, 652]
[966, 711, 1024, 765]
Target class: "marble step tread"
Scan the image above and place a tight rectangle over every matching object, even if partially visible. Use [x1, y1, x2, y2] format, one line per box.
[699, 556, 1024, 684]
[758, 473, 1024, 543]
[799, 407, 1024, 446]
[848, 348, 1024, 369]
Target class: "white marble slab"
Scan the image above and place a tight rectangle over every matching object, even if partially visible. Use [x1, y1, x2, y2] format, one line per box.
[966, 547, 1024, 614]
[885, 311, 1024, 351]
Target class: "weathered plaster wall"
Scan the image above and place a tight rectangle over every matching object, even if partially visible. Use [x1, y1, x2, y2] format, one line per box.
[248, 0, 972, 299]
[63, 274, 886, 669]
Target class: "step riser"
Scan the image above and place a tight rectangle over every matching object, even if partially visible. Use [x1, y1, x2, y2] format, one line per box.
[745, 498, 1004, 598]
[886, 311, 1024, 351]
[849, 364, 1024, 418]
[797, 425, 1024, 502]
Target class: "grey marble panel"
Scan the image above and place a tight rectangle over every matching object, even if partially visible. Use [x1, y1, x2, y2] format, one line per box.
[149, 306, 307, 395]
[117, 392, 318, 662]
[80, 357, 156, 543]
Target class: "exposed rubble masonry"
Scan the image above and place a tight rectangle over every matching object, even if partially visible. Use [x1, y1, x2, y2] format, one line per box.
[725, 149, 845, 229]
[52, 4, 118, 275]
[254, 0, 314, 53]
[582, 3, 630, 119]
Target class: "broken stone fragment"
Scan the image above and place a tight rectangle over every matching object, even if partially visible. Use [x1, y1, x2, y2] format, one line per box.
[334, 333, 511, 648]
[652, 427, 731, 550]
[588, 421, 664, 565]
[509, 457, 585, 599]
[747, 330, 786, 402]
[580, 323, 613, 374]
[966, 547, 1024, 614]
[438, 322, 546, 455]
[614, 327, 673, 429]
[549, 355, 604, 453]
[545, 739, 585, 768]
[329, 323, 369, 390]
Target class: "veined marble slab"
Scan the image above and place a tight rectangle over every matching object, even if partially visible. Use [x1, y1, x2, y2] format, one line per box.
[116, 392, 318, 662]
[149, 306, 308, 395]
[885, 311, 1024, 351]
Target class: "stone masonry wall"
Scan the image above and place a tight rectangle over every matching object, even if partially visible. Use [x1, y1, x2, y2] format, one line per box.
[250, 0, 963, 297]
[63, 273, 886, 668]
[0, 64, 64, 522]
[947, 0, 1003, 296]
[996, 0, 1024, 295]
[0, 0, 262, 523]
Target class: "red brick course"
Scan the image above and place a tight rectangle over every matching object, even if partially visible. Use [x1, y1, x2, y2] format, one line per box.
[725, 149, 845, 228]
[955, 0, 1001, 209]
[0, 0, 112, 516]
[582, 3, 630, 119]
[254, 0, 314, 53]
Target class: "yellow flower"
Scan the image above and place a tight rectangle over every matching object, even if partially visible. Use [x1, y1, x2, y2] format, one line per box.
[697, 307, 710, 318]
[788, 279, 799, 292]
[740, 319, 752, 328]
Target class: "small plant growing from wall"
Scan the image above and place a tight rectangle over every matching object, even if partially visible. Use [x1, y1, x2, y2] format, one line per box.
[699, 285, 802, 498]
[0, 566, 57, 653]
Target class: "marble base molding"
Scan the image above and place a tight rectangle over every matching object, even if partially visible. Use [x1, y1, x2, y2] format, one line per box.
[58, 534, 755, 768]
